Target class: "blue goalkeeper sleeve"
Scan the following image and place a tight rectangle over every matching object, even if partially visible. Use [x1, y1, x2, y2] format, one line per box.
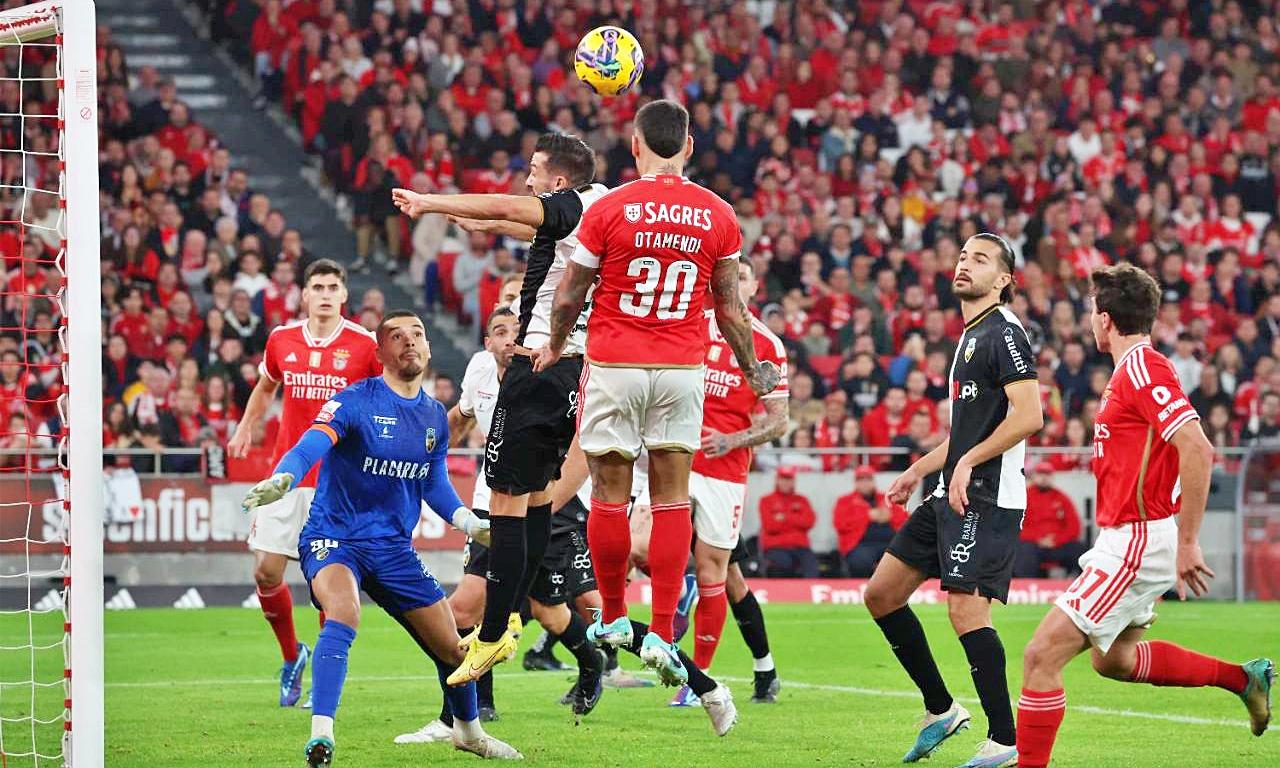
[271, 427, 334, 487]
[421, 457, 468, 524]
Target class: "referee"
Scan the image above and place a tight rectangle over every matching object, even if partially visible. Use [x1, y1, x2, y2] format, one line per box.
[863, 234, 1043, 768]
[392, 134, 607, 683]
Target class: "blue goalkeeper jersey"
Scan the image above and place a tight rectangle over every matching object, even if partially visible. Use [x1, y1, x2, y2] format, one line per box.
[296, 376, 461, 543]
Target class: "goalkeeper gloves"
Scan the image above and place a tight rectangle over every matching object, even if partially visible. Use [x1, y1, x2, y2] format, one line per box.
[451, 508, 491, 547]
[241, 472, 295, 513]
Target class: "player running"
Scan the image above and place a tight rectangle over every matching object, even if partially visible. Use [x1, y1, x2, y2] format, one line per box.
[392, 134, 608, 685]
[534, 99, 780, 685]
[241, 310, 520, 765]
[1015, 263, 1273, 768]
[867, 234, 1043, 768]
[228, 259, 380, 708]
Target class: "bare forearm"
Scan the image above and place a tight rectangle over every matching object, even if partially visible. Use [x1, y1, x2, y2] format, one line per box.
[725, 401, 788, 450]
[1175, 440, 1213, 543]
[447, 405, 475, 447]
[420, 194, 544, 227]
[909, 437, 949, 478]
[235, 378, 278, 434]
[547, 261, 594, 351]
[457, 217, 537, 242]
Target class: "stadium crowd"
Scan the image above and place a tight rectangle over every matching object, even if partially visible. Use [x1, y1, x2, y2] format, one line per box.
[61, 0, 1280, 567]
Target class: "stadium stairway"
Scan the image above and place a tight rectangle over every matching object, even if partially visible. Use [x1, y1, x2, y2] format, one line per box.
[94, 0, 473, 376]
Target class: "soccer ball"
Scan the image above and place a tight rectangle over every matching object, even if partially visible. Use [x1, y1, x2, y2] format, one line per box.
[574, 25, 644, 97]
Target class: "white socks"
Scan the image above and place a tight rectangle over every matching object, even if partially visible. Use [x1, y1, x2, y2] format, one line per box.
[454, 717, 484, 742]
[311, 715, 334, 740]
[753, 653, 775, 673]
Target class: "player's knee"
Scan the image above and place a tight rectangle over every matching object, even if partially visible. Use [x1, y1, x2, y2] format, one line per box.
[946, 597, 989, 635]
[863, 580, 900, 618]
[322, 600, 360, 630]
[695, 553, 729, 586]
[253, 563, 283, 590]
[1022, 637, 1053, 676]
[1091, 648, 1133, 680]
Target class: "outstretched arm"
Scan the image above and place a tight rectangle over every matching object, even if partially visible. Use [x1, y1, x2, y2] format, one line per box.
[392, 189, 545, 228]
[710, 257, 779, 396]
[451, 215, 537, 242]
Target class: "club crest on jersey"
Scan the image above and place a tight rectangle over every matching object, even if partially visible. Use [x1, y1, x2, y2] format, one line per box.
[332, 348, 350, 370]
[425, 427, 438, 453]
[623, 203, 642, 223]
[964, 337, 977, 363]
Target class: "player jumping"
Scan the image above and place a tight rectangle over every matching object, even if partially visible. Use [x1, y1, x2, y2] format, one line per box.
[228, 259, 380, 708]
[1015, 263, 1273, 767]
[534, 99, 780, 685]
[393, 134, 607, 685]
[241, 311, 520, 765]
[868, 234, 1043, 768]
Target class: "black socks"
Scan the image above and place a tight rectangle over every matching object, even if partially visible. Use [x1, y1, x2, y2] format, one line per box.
[959, 627, 1015, 746]
[874, 606, 954, 716]
[479, 516, 526, 642]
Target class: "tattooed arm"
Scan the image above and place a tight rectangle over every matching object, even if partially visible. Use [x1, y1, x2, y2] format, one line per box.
[709, 257, 780, 396]
[532, 259, 597, 372]
[701, 397, 789, 457]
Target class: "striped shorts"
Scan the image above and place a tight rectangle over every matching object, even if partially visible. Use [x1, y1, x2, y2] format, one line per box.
[1054, 516, 1178, 653]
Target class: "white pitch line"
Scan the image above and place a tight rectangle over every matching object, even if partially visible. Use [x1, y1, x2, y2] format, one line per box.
[105, 670, 1270, 731]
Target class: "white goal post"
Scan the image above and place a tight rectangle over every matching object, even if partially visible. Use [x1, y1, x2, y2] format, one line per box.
[0, 1, 102, 766]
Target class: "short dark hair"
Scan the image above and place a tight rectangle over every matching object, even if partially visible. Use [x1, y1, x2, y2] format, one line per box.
[486, 306, 515, 332]
[970, 232, 1016, 303]
[634, 99, 689, 159]
[1091, 263, 1161, 335]
[534, 133, 595, 187]
[738, 255, 755, 276]
[375, 309, 424, 345]
[303, 258, 347, 286]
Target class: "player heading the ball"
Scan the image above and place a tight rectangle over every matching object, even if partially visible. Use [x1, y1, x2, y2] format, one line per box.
[533, 99, 780, 687]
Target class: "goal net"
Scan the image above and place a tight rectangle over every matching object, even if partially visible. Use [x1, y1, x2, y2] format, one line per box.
[0, 2, 101, 767]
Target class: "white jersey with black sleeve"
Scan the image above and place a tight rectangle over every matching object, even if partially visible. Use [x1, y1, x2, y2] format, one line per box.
[510, 182, 608, 356]
[457, 349, 500, 511]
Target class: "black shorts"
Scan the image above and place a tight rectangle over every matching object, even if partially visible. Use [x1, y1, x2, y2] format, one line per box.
[485, 355, 582, 495]
[886, 493, 1024, 603]
[729, 537, 751, 566]
[528, 527, 596, 606]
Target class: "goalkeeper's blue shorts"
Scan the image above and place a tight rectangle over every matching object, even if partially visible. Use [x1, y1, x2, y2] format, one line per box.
[300, 536, 445, 615]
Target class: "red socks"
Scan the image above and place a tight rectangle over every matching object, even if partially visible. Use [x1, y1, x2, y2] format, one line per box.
[587, 499, 632, 623]
[257, 583, 298, 663]
[1016, 688, 1065, 768]
[647, 501, 693, 643]
[1131, 640, 1247, 693]
[693, 580, 727, 669]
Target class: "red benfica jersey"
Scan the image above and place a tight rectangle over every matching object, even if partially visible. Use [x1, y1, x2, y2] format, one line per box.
[692, 310, 789, 483]
[1093, 341, 1200, 527]
[259, 318, 380, 486]
[572, 174, 743, 368]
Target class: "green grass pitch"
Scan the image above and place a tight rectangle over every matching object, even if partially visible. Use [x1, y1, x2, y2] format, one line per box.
[3, 601, 1277, 766]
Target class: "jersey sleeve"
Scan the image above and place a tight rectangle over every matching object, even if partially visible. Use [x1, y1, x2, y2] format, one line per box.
[311, 385, 359, 443]
[992, 323, 1037, 386]
[1125, 351, 1200, 443]
[259, 332, 281, 382]
[537, 189, 586, 241]
[571, 199, 608, 269]
[717, 205, 743, 261]
[457, 356, 481, 418]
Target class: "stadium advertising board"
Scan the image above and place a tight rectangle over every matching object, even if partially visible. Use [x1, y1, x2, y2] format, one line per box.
[0, 476, 472, 554]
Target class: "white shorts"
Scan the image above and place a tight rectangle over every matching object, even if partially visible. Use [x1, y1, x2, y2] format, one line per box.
[1054, 517, 1177, 653]
[578, 364, 705, 459]
[247, 486, 316, 558]
[690, 471, 746, 550]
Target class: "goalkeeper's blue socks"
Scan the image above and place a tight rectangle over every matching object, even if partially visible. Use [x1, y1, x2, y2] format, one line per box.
[434, 655, 479, 723]
[310, 618, 356, 738]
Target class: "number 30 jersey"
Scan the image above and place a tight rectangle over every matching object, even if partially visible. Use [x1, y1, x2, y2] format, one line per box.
[1092, 341, 1200, 527]
[571, 173, 742, 368]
